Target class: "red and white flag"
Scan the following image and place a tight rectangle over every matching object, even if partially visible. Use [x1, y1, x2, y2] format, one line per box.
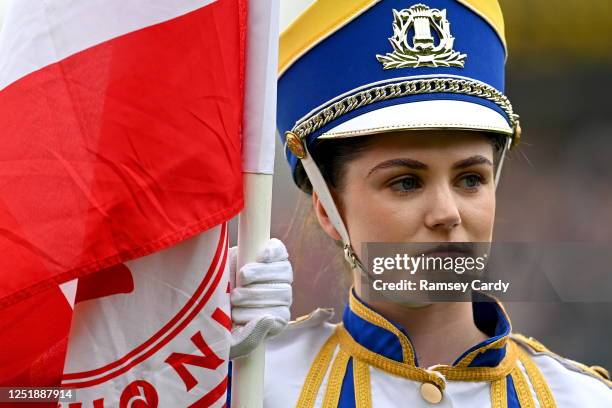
[63, 225, 232, 407]
[0, 0, 282, 405]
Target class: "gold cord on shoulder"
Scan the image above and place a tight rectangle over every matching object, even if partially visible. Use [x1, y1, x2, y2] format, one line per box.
[512, 333, 549, 353]
[490, 376, 508, 408]
[586, 365, 611, 382]
[510, 364, 536, 408]
[516, 345, 557, 408]
[348, 292, 416, 364]
[322, 349, 351, 408]
[433, 341, 517, 382]
[455, 336, 508, 368]
[336, 324, 446, 388]
[296, 331, 339, 408]
[513, 333, 612, 387]
[353, 359, 372, 408]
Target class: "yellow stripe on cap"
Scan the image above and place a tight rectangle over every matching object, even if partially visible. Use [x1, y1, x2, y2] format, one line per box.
[279, 0, 380, 76]
[457, 0, 507, 51]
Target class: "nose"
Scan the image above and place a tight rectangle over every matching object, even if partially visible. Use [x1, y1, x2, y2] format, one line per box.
[424, 185, 461, 231]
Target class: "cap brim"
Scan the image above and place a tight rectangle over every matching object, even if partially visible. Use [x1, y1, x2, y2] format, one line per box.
[318, 100, 513, 139]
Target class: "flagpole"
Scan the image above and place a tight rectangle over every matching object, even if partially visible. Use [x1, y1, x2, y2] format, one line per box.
[232, 0, 279, 406]
[233, 173, 273, 407]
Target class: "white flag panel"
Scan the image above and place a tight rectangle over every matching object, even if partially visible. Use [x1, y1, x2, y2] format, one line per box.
[62, 224, 231, 407]
[0, 0, 216, 91]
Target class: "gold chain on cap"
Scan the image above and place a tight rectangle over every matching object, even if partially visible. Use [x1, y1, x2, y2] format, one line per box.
[287, 77, 521, 151]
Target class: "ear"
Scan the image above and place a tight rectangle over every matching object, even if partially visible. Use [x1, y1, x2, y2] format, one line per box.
[312, 191, 342, 241]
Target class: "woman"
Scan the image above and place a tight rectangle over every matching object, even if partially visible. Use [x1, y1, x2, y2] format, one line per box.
[231, 0, 612, 406]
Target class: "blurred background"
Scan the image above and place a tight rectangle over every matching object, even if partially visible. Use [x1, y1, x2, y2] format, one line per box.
[494, 0, 612, 368]
[0, 0, 608, 371]
[251, 0, 612, 370]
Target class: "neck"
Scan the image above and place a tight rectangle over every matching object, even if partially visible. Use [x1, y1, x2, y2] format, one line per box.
[354, 284, 488, 368]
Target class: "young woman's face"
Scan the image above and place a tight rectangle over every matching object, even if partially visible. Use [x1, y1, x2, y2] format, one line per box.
[317, 131, 497, 257]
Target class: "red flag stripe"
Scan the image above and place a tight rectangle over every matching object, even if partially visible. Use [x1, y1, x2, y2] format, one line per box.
[0, 1, 217, 91]
[0, 0, 245, 308]
[212, 307, 233, 332]
[0, 285, 72, 386]
[189, 376, 229, 408]
[74, 264, 134, 304]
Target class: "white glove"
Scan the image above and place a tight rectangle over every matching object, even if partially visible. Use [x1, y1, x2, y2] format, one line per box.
[229, 238, 293, 360]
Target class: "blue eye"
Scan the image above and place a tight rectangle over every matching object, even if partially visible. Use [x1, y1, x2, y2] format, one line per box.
[390, 176, 421, 193]
[459, 174, 483, 189]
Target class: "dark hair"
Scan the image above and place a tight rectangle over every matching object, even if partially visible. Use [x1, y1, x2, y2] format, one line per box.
[295, 136, 373, 193]
[296, 132, 506, 193]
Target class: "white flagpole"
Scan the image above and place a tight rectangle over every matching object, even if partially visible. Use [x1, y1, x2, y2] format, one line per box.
[232, 0, 280, 407]
[233, 173, 273, 407]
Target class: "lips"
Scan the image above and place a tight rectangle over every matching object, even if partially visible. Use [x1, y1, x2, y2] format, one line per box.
[420, 243, 475, 258]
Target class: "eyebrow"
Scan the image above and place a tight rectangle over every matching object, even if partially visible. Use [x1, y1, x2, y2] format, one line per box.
[367, 155, 493, 177]
[367, 158, 427, 177]
[452, 155, 493, 169]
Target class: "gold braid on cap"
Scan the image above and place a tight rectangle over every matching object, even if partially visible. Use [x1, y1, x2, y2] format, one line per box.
[286, 77, 521, 158]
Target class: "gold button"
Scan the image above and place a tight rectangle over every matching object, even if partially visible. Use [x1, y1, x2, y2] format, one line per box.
[420, 382, 443, 404]
[285, 131, 306, 159]
[511, 120, 522, 149]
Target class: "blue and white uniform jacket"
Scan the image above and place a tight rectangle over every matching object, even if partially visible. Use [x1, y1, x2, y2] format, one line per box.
[264, 291, 611, 407]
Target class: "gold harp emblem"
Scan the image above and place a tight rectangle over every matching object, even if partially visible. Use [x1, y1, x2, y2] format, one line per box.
[376, 4, 467, 69]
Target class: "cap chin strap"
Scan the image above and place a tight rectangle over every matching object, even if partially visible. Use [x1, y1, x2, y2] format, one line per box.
[300, 136, 511, 278]
[494, 137, 511, 188]
[300, 143, 366, 272]
[302, 143, 426, 307]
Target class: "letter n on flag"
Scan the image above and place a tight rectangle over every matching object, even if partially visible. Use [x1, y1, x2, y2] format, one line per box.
[0, 0, 274, 405]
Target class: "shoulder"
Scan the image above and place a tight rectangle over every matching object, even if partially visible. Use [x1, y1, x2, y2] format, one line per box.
[267, 307, 337, 354]
[263, 308, 337, 407]
[511, 333, 612, 405]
